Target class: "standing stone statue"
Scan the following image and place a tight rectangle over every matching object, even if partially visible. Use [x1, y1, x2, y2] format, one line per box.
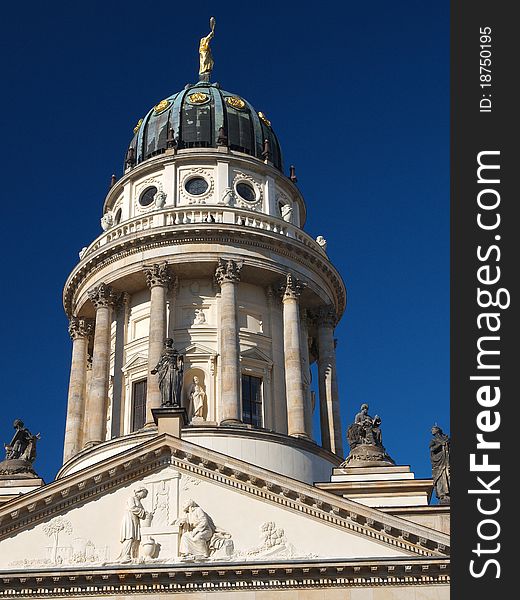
[341, 403, 394, 467]
[188, 376, 207, 422]
[151, 338, 184, 408]
[117, 487, 151, 563]
[430, 425, 450, 504]
[0, 419, 41, 476]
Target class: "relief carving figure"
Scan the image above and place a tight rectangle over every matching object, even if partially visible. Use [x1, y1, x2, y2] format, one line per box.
[176, 500, 233, 560]
[430, 425, 451, 504]
[188, 376, 206, 422]
[117, 487, 151, 563]
[247, 521, 295, 559]
[151, 338, 184, 407]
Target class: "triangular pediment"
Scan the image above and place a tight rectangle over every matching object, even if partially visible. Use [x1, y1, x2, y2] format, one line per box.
[0, 434, 449, 574]
[121, 353, 148, 373]
[240, 347, 273, 366]
[180, 343, 216, 357]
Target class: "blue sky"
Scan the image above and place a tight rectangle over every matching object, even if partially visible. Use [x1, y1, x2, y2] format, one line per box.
[0, 1, 449, 484]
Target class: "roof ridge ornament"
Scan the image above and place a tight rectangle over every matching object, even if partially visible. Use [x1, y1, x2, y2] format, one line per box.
[199, 16, 216, 82]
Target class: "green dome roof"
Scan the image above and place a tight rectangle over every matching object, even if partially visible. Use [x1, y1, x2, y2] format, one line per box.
[125, 82, 282, 171]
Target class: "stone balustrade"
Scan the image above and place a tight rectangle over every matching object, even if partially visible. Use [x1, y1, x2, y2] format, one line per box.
[80, 208, 327, 260]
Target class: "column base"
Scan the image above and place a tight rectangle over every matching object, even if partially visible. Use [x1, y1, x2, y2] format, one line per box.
[289, 432, 311, 440]
[219, 419, 246, 427]
[152, 407, 188, 438]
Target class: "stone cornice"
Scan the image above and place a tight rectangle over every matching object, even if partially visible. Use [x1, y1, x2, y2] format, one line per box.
[0, 435, 450, 558]
[62, 216, 346, 319]
[0, 557, 450, 596]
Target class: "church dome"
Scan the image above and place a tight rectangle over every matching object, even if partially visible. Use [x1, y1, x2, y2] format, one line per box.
[125, 82, 283, 171]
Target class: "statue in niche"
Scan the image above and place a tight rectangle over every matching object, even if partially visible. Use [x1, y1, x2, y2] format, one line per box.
[151, 338, 184, 407]
[430, 425, 451, 504]
[188, 376, 207, 422]
[4, 419, 40, 462]
[117, 487, 151, 563]
[193, 308, 206, 325]
[342, 403, 394, 467]
[176, 499, 233, 560]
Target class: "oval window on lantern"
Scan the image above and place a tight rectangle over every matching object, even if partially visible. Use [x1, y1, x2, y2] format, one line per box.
[185, 177, 209, 196]
[236, 182, 257, 203]
[139, 186, 157, 207]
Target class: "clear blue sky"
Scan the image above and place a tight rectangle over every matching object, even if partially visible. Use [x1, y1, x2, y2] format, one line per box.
[0, 2, 449, 484]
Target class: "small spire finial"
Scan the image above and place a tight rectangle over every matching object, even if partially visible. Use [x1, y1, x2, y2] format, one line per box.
[199, 17, 216, 82]
[289, 165, 298, 183]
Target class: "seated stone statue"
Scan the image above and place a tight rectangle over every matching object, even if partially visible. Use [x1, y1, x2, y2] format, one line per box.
[4, 419, 39, 462]
[342, 403, 394, 467]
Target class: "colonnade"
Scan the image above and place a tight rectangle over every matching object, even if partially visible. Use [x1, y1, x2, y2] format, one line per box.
[62, 263, 342, 463]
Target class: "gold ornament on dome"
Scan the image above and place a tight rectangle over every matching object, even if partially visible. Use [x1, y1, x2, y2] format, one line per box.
[153, 99, 171, 114]
[226, 96, 246, 110]
[258, 112, 271, 127]
[188, 92, 209, 104]
[133, 119, 143, 134]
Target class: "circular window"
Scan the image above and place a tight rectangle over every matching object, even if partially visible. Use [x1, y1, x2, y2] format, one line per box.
[236, 182, 257, 203]
[139, 186, 157, 207]
[185, 177, 209, 196]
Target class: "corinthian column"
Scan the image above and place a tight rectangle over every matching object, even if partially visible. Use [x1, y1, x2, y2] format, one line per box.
[317, 305, 343, 456]
[281, 273, 308, 438]
[215, 259, 242, 424]
[85, 283, 121, 447]
[63, 316, 94, 463]
[143, 262, 173, 426]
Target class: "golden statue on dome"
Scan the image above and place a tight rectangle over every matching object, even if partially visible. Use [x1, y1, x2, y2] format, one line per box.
[199, 17, 216, 81]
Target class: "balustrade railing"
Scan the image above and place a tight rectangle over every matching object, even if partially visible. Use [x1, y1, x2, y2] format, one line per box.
[80, 207, 327, 260]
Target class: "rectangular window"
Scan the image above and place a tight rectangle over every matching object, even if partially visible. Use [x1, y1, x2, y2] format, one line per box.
[241, 374, 263, 428]
[131, 380, 147, 432]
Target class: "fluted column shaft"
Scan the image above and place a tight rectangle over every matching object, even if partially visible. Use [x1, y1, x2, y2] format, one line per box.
[63, 317, 94, 463]
[281, 273, 308, 438]
[215, 259, 242, 424]
[85, 283, 120, 447]
[317, 306, 343, 456]
[144, 263, 173, 426]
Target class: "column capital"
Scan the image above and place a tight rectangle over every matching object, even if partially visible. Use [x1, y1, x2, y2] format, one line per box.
[316, 304, 338, 328]
[214, 258, 242, 285]
[68, 316, 94, 340]
[88, 282, 122, 309]
[280, 272, 306, 301]
[143, 262, 175, 289]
